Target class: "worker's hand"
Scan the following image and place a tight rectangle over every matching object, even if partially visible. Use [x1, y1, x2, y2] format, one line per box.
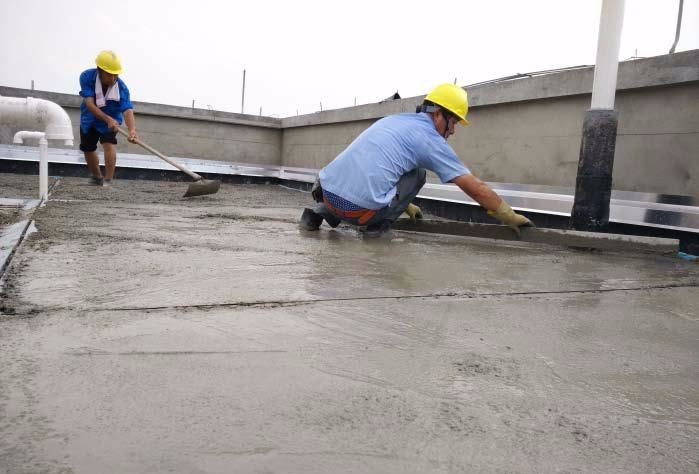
[106, 117, 119, 133]
[405, 203, 423, 223]
[488, 200, 534, 236]
[127, 129, 139, 143]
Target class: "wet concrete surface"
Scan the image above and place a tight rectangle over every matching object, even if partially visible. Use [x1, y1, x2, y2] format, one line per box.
[1, 173, 698, 473]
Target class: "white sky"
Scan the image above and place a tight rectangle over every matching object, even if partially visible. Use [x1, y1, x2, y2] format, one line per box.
[0, 0, 697, 117]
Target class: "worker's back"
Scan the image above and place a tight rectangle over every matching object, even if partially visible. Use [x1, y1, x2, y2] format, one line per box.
[319, 113, 469, 210]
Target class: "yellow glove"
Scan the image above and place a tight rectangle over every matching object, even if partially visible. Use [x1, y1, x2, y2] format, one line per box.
[405, 203, 423, 223]
[488, 200, 534, 235]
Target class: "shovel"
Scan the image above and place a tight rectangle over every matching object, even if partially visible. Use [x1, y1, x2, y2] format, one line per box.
[117, 128, 220, 197]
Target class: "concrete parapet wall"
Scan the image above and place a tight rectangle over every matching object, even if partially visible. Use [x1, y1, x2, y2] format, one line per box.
[1, 50, 697, 195]
[0, 86, 282, 165]
[281, 50, 699, 196]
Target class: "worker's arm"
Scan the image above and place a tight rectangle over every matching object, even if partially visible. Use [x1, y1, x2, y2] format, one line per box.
[84, 97, 119, 132]
[123, 109, 138, 142]
[451, 174, 501, 210]
[451, 174, 533, 233]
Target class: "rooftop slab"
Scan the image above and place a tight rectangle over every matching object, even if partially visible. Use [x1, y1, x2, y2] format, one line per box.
[0, 173, 697, 473]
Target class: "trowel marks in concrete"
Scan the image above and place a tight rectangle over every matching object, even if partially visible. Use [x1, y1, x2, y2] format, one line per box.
[0, 174, 698, 473]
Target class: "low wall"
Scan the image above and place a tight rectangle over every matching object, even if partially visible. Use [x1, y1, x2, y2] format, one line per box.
[1, 50, 697, 195]
[281, 50, 699, 196]
[0, 87, 282, 165]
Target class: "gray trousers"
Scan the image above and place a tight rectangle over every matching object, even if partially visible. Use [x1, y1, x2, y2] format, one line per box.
[313, 168, 426, 227]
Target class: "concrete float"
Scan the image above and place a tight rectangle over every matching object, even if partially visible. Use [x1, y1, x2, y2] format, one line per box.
[392, 219, 679, 255]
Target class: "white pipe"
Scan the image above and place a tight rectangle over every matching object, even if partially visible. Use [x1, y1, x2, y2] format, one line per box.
[13, 131, 49, 200]
[590, 0, 626, 110]
[39, 136, 48, 201]
[13, 130, 46, 144]
[0, 94, 74, 146]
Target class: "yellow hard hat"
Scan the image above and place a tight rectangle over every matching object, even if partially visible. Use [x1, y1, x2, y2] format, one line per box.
[425, 83, 469, 125]
[95, 50, 122, 75]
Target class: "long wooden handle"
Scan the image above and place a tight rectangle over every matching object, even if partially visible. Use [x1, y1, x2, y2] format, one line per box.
[118, 128, 202, 181]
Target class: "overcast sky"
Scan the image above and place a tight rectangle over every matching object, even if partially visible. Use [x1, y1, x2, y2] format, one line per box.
[0, 0, 697, 117]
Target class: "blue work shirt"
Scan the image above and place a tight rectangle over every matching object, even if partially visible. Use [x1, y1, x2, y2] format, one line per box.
[78, 68, 133, 133]
[319, 113, 470, 210]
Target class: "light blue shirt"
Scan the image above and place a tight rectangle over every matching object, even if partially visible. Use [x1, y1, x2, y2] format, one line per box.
[78, 68, 133, 134]
[319, 113, 470, 209]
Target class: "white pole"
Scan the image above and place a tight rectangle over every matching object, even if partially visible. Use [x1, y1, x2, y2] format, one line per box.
[12, 130, 49, 201]
[241, 69, 246, 114]
[39, 136, 48, 201]
[590, 0, 626, 110]
[669, 0, 684, 54]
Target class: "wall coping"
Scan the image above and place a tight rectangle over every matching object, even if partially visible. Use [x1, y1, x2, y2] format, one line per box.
[281, 49, 699, 128]
[2, 50, 697, 130]
[0, 86, 282, 129]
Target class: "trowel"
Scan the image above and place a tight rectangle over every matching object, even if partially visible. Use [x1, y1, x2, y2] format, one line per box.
[117, 128, 220, 197]
[392, 219, 679, 254]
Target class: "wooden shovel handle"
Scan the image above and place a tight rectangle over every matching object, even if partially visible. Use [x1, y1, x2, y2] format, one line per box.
[118, 128, 202, 181]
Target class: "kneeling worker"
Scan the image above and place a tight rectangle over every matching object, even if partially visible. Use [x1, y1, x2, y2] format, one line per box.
[300, 83, 532, 234]
[78, 50, 138, 186]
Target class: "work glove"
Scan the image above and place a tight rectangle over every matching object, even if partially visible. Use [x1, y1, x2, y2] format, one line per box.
[405, 203, 423, 223]
[488, 200, 534, 236]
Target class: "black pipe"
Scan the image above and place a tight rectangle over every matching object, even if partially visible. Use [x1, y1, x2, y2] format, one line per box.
[570, 109, 618, 232]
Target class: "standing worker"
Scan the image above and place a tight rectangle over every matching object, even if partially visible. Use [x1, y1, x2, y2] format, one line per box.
[300, 83, 533, 235]
[78, 50, 138, 187]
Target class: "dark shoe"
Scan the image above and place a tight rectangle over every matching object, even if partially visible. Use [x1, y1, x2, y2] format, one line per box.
[324, 212, 341, 228]
[88, 176, 104, 186]
[362, 220, 392, 237]
[299, 208, 324, 231]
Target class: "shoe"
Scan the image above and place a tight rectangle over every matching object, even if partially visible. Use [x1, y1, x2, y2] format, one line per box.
[362, 220, 392, 237]
[102, 179, 113, 188]
[324, 212, 341, 228]
[88, 176, 104, 186]
[299, 208, 324, 231]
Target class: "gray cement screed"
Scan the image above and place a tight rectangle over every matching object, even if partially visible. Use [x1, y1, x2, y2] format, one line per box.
[0, 174, 698, 474]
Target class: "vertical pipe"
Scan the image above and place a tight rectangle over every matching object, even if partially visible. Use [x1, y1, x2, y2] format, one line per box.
[241, 69, 246, 114]
[39, 136, 48, 201]
[590, 0, 626, 110]
[571, 0, 625, 231]
[669, 0, 684, 54]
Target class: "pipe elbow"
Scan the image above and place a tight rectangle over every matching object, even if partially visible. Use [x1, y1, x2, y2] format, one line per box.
[13, 130, 46, 144]
[0, 95, 74, 144]
[30, 98, 74, 141]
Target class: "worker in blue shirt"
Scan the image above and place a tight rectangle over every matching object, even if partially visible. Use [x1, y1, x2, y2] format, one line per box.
[78, 50, 138, 187]
[300, 83, 533, 235]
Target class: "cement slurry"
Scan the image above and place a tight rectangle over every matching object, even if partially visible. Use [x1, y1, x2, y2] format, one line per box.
[0, 174, 698, 473]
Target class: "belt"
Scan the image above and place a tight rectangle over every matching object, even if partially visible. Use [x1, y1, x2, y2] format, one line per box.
[323, 196, 376, 225]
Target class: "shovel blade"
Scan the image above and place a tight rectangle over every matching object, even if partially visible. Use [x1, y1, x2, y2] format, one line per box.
[183, 179, 221, 198]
